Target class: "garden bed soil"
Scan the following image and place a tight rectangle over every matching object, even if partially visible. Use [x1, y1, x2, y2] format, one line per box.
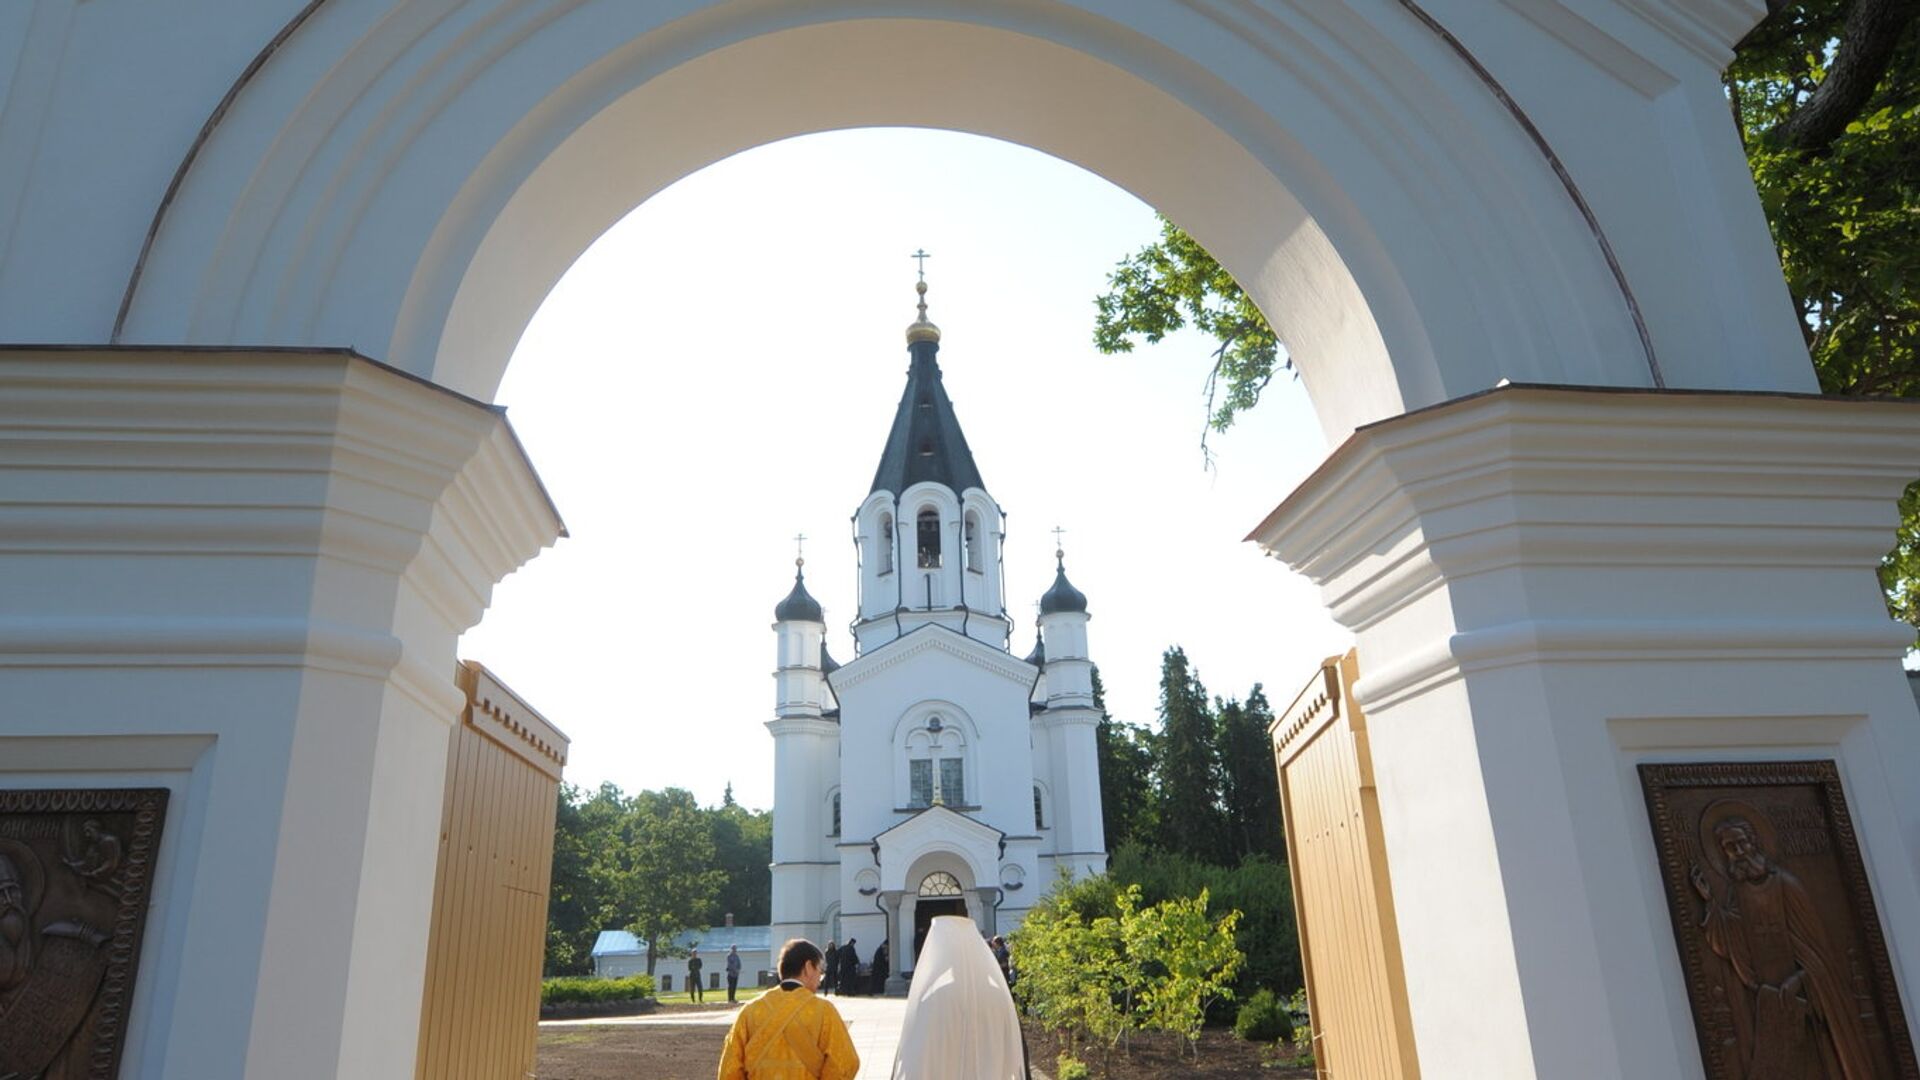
[1021, 1018, 1315, 1079]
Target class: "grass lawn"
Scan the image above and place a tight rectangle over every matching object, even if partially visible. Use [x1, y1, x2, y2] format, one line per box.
[651, 985, 768, 1007]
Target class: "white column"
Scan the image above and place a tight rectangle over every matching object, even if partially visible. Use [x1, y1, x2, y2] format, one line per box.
[1251, 386, 1920, 1079]
[0, 349, 562, 1079]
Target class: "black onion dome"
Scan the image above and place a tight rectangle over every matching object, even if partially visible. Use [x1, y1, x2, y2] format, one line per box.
[1024, 633, 1046, 666]
[820, 643, 842, 674]
[1039, 564, 1088, 615]
[774, 567, 824, 623]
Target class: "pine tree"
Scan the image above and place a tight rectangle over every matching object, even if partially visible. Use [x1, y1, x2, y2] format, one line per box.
[1093, 665, 1158, 850]
[1218, 685, 1286, 863]
[1154, 646, 1224, 863]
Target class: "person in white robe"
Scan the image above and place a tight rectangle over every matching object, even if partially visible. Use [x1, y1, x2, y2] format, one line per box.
[890, 916, 1027, 1080]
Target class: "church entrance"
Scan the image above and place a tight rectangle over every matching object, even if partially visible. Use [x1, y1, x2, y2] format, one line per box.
[912, 871, 970, 966]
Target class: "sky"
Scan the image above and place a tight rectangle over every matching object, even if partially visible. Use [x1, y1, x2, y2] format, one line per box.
[458, 128, 1352, 811]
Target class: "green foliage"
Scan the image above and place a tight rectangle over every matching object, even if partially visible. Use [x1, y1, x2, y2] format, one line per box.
[1012, 876, 1244, 1057]
[544, 783, 771, 976]
[1215, 688, 1285, 863]
[1092, 215, 1285, 440]
[1092, 2, 1920, 654]
[1107, 843, 1302, 1001]
[541, 974, 655, 1005]
[1154, 647, 1224, 862]
[1055, 1052, 1091, 1080]
[1286, 988, 1316, 1067]
[1233, 987, 1290, 1042]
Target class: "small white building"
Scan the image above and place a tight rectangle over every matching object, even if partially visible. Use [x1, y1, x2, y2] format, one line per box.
[769, 283, 1107, 993]
[590, 923, 774, 993]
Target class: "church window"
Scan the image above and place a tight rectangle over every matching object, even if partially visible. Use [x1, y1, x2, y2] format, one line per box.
[909, 759, 933, 807]
[1034, 786, 1045, 829]
[830, 792, 841, 836]
[964, 511, 983, 572]
[939, 758, 965, 805]
[919, 871, 964, 897]
[660, 974, 672, 991]
[916, 509, 941, 568]
[878, 515, 895, 574]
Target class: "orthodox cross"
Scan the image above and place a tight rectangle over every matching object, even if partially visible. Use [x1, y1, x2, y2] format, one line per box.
[1051, 525, 1067, 558]
[794, 532, 807, 565]
[912, 248, 931, 282]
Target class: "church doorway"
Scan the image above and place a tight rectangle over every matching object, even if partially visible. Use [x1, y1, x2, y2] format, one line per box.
[911, 871, 970, 965]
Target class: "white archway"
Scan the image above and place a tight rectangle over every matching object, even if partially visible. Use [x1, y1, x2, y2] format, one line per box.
[9, 3, 1919, 1078]
[110, 2, 1808, 440]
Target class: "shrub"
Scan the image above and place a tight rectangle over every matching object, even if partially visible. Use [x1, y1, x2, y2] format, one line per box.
[540, 973, 655, 1005]
[1233, 987, 1289, 1042]
[1055, 1052, 1091, 1080]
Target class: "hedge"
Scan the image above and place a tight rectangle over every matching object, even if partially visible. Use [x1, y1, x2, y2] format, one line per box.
[541, 974, 656, 1006]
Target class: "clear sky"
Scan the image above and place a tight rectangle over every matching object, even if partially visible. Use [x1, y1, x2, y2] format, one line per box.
[458, 128, 1352, 811]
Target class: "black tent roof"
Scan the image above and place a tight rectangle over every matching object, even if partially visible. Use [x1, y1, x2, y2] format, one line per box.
[869, 339, 985, 496]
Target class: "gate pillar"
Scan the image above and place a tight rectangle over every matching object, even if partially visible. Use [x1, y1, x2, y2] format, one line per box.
[1251, 386, 1920, 1079]
[0, 348, 562, 1079]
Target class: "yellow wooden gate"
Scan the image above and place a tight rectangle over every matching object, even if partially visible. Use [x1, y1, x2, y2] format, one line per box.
[415, 661, 570, 1080]
[1272, 651, 1419, 1078]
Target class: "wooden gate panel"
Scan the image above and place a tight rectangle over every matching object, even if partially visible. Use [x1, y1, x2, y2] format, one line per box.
[416, 661, 569, 1080]
[1273, 652, 1418, 1079]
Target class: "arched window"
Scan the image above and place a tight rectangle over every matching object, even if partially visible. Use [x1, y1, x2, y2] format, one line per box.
[878, 515, 895, 574]
[964, 510, 984, 572]
[919, 871, 964, 897]
[906, 715, 966, 808]
[916, 508, 941, 568]
[1034, 785, 1046, 829]
[830, 792, 841, 837]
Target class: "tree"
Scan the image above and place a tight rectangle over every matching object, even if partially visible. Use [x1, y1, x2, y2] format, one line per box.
[1216, 687, 1286, 864]
[1094, 0, 1920, 651]
[1154, 647, 1225, 863]
[605, 787, 725, 976]
[708, 798, 773, 927]
[544, 782, 614, 975]
[1093, 665, 1159, 851]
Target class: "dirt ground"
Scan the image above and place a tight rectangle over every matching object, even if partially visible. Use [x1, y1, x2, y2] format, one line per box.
[535, 1023, 727, 1080]
[534, 1019, 1313, 1080]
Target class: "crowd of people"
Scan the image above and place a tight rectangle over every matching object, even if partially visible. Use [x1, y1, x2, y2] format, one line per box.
[815, 936, 890, 996]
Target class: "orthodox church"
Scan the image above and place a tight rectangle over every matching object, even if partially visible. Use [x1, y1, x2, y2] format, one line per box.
[767, 279, 1106, 990]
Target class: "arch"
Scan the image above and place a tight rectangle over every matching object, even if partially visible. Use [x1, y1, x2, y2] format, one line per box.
[112, 1, 1740, 442]
[918, 871, 964, 897]
[914, 507, 942, 570]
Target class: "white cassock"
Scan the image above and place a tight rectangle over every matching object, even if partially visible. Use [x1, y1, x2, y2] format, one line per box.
[890, 916, 1026, 1080]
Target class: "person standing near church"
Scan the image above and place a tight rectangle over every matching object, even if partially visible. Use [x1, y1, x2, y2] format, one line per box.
[688, 948, 705, 1003]
[726, 944, 742, 1003]
[718, 939, 860, 1080]
[820, 940, 837, 995]
[839, 939, 859, 997]
[871, 939, 890, 995]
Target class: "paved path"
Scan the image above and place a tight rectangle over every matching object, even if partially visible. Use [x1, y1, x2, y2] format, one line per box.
[539, 995, 908, 1077]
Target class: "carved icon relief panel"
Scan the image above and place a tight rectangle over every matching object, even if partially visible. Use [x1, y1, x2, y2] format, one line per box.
[1640, 761, 1917, 1080]
[0, 788, 168, 1079]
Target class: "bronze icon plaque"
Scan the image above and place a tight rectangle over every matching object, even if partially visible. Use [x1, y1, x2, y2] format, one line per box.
[0, 787, 169, 1079]
[1640, 760, 1918, 1080]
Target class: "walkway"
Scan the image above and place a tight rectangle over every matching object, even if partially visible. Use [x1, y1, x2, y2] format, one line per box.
[539, 994, 908, 1078]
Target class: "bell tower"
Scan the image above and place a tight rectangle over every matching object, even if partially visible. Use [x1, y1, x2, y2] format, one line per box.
[852, 276, 1008, 653]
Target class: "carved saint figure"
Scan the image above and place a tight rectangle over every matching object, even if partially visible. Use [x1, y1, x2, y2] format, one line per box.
[0, 838, 115, 1079]
[1690, 806, 1876, 1079]
[0, 848, 37, 992]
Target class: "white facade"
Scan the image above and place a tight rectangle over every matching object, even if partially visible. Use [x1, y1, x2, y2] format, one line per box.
[769, 305, 1105, 986]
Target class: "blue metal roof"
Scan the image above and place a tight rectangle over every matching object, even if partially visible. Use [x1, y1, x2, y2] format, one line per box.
[591, 925, 774, 958]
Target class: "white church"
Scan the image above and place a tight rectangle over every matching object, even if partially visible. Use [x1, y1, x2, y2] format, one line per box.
[767, 280, 1107, 990]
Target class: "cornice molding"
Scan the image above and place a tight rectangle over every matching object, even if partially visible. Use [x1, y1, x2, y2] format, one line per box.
[459, 660, 570, 778]
[830, 624, 1036, 692]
